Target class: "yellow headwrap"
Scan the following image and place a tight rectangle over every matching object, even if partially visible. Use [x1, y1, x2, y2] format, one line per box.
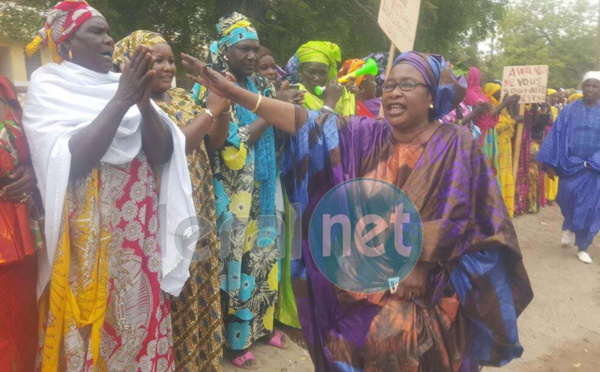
[297, 41, 342, 81]
[547, 88, 557, 97]
[484, 83, 502, 106]
[112, 30, 168, 65]
[568, 92, 583, 103]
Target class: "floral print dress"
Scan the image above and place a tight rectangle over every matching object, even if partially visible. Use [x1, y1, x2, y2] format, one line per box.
[209, 76, 280, 351]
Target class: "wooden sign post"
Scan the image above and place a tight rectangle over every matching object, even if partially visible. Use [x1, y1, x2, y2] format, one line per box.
[501, 65, 549, 183]
[377, 0, 423, 117]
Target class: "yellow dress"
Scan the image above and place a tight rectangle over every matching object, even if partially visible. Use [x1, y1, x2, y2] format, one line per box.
[544, 106, 559, 201]
[496, 110, 516, 217]
[156, 88, 224, 371]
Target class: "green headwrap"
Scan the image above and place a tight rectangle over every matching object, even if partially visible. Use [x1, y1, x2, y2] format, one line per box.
[297, 41, 342, 81]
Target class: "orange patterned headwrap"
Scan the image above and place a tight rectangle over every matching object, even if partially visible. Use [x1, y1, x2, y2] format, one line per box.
[338, 59, 367, 87]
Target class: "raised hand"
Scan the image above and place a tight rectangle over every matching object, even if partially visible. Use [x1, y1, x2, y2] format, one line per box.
[206, 92, 232, 116]
[324, 79, 344, 107]
[182, 53, 234, 99]
[277, 81, 306, 105]
[472, 101, 492, 118]
[115, 45, 156, 107]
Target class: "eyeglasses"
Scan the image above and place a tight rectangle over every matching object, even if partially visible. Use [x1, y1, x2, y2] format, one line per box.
[382, 81, 429, 92]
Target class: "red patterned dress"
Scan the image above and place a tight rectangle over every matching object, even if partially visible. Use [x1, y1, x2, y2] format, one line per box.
[0, 76, 43, 372]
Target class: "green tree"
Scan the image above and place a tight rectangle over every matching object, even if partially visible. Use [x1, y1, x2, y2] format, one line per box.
[489, 0, 598, 88]
[3, 0, 506, 82]
[215, 0, 506, 65]
[0, 1, 45, 42]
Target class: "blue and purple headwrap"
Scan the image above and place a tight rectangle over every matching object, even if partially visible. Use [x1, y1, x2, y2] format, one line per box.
[393, 52, 466, 121]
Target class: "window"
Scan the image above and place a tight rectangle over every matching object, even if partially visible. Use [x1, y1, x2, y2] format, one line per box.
[25, 51, 41, 79]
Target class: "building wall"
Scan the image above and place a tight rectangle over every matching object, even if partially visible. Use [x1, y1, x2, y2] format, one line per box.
[0, 37, 51, 88]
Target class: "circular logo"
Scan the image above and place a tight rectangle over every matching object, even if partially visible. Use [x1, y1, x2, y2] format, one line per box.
[309, 178, 422, 293]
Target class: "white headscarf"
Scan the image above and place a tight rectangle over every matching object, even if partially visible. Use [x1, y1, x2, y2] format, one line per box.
[23, 61, 198, 297]
[582, 71, 600, 84]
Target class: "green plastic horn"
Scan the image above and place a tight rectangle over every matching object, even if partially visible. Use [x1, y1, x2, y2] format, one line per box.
[315, 85, 326, 96]
[338, 58, 378, 84]
[315, 58, 379, 96]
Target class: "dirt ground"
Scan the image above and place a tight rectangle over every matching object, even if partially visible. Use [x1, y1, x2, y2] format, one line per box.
[224, 205, 600, 372]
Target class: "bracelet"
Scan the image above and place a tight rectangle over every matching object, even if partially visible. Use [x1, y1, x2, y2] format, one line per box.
[220, 106, 233, 116]
[322, 105, 335, 113]
[18, 192, 31, 204]
[251, 94, 263, 113]
[204, 109, 215, 120]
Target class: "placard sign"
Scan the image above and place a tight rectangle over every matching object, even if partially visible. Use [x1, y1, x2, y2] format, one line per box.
[378, 0, 422, 52]
[501, 65, 549, 104]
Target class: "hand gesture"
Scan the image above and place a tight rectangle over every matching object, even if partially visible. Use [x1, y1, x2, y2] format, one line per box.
[182, 53, 234, 99]
[347, 82, 360, 95]
[514, 114, 525, 124]
[277, 81, 306, 105]
[324, 79, 344, 107]
[472, 102, 492, 118]
[115, 45, 156, 108]
[507, 94, 521, 106]
[0, 165, 37, 202]
[206, 92, 232, 116]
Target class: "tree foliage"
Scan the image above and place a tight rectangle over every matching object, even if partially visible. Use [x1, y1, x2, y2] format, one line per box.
[3, 0, 505, 81]
[216, 0, 505, 64]
[0, 1, 45, 42]
[490, 0, 599, 88]
[8, 0, 217, 57]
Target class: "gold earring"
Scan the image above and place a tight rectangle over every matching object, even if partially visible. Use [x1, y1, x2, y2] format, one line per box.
[68, 50, 73, 60]
[429, 103, 434, 109]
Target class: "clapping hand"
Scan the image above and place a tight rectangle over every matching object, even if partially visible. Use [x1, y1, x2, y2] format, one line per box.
[115, 45, 156, 108]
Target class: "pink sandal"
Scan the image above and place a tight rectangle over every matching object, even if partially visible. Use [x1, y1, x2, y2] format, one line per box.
[267, 330, 290, 349]
[231, 351, 261, 370]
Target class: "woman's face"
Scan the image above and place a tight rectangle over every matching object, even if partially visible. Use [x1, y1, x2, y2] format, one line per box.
[149, 43, 176, 94]
[299, 62, 329, 94]
[359, 75, 377, 100]
[256, 55, 278, 83]
[225, 39, 260, 78]
[63, 16, 115, 74]
[382, 63, 432, 130]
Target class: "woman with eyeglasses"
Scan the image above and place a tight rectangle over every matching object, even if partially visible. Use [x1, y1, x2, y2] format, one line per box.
[186, 50, 533, 371]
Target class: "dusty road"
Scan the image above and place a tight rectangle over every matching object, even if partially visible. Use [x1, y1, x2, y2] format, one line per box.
[225, 205, 600, 372]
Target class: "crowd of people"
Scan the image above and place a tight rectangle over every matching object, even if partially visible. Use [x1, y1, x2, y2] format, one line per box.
[1, 0, 599, 371]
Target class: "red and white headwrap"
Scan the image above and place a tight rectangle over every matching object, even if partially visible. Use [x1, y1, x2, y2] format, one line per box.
[26, 0, 103, 63]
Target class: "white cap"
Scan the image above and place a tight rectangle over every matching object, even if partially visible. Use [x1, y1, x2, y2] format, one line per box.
[582, 71, 600, 83]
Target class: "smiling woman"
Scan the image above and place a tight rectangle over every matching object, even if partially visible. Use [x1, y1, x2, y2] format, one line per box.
[113, 29, 231, 371]
[22, 2, 196, 370]
[193, 50, 533, 371]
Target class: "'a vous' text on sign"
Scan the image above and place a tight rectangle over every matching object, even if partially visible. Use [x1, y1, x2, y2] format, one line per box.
[501, 65, 549, 104]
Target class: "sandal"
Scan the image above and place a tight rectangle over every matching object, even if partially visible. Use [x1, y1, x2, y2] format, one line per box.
[231, 351, 261, 370]
[267, 330, 290, 349]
